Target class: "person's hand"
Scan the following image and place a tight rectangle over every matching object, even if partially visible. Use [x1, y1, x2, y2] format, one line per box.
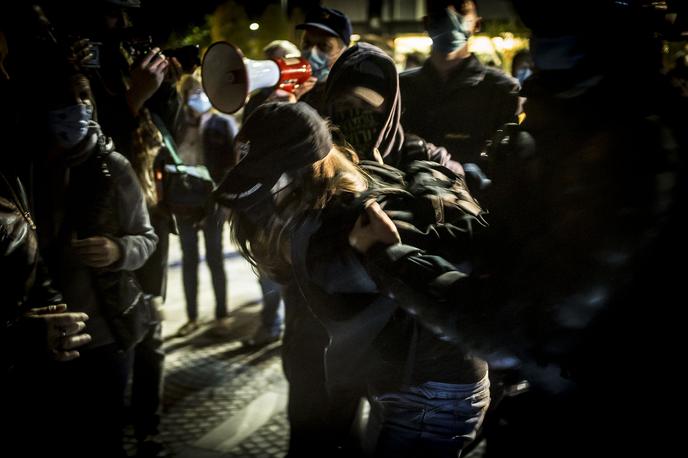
[164, 56, 183, 84]
[293, 76, 317, 101]
[24, 304, 91, 362]
[267, 88, 297, 103]
[349, 201, 401, 254]
[127, 47, 169, 115]
[72, 236, 122, 268]
[67, 38, 95, 69]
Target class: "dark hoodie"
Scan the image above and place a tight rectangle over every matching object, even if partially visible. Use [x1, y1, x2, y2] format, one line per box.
[321, 43, 486, 386]
[323, 43, 461, 173]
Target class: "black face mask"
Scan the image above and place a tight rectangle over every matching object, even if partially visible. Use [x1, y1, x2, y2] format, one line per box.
[330, 104, 385, 157]
[239, 197, 277, 228]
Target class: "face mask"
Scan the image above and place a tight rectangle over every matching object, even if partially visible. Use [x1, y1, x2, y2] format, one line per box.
[427, 8, 472, 54]
[515, 67, 533, 85]
[241, 173, 295, 226]
[331, 103, 385, 157]
[530, 36, 585, 71]
[48, 104, 93, 149]
[303, 48, 330, 82]
[188, 92, 212, 114]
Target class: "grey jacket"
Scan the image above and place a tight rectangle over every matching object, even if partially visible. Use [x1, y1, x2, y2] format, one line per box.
[49, 132, 158, 348]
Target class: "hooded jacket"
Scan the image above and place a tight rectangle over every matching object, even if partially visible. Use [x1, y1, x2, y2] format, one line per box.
[323, 43, 461, 173]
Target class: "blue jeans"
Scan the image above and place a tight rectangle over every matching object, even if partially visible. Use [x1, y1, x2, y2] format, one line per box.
[258, 276, 283, 334]
[178, 210, 227, 320]
[367, 376, 490, 458]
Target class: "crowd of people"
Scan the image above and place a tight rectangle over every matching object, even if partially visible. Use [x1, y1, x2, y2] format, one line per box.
[2, 0, 687, 457]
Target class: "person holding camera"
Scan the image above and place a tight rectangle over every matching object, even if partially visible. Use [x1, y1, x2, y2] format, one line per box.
[50, 2, 184, 454]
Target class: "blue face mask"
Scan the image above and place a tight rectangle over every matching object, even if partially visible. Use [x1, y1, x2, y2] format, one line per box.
[515, 67, 533, 85]
[187, 91, 212, 114]
[48, 104, 93, 149]
[427, 8, 472, 54]
[303, 48, 330, 82]
[530, 36, 586, 71]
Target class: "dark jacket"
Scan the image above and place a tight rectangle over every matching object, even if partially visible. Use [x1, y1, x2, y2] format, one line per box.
[400, 54, 520, 164]
[323, 43, 461, 173]
[289, 160, 488, 390]
[36, 128, 158, 349]
[201, 112, 239, 183]
[370, 71, 686, 382]
[1, 172, 62, 372]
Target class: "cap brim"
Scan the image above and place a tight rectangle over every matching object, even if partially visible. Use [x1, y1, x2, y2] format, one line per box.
[213, 162, 279, 210]
[295, 23, 341, 40]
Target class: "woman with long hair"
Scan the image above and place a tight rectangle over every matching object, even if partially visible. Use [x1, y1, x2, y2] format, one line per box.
[217, 101, 490, 458]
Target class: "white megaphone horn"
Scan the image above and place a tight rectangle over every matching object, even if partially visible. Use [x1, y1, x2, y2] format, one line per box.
[201, 41, 312, 114]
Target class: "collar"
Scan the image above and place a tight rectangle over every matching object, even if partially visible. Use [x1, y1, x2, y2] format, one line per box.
[422, 53, 486, 88]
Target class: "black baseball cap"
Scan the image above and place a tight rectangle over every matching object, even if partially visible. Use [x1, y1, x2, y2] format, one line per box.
[214, 102, 334, 209]
[296, 6, 353, 46]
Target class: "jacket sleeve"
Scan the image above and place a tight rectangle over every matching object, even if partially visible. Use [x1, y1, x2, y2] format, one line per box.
[363, 241, 520, 360]
[107, 153, 158, 271]
[424, 142, 464, 175]
[25, 255, 63, 308]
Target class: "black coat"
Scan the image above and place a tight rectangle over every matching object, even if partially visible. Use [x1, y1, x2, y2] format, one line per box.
[400, 54, 520, 164]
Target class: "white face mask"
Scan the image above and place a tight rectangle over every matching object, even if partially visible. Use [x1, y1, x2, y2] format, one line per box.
[187, 91, 212, 114]
[48, 104, 93, 149]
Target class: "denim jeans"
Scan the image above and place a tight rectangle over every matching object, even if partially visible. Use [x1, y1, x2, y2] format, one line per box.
[367, 376, 490, 458]
[178, 210, 227, 320]
[258, 276, 284, 334]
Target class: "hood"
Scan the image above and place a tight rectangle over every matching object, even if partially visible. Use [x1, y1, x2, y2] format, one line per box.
[323, 42, 404, 162]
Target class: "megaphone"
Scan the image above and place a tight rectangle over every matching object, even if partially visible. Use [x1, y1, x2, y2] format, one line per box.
[202, 41, 312, 114]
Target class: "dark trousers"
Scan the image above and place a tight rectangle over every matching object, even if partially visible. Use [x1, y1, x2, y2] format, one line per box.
[24, 343, 132, 457]
[281, 287, 362, 457]
[131, 207, 169, 441]
[132, 322, 165, 441]
[178, 210, 227, 320]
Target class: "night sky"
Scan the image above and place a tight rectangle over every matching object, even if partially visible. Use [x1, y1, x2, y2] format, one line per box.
[135, 0, 511, 42]
[137, 0, 320, 41]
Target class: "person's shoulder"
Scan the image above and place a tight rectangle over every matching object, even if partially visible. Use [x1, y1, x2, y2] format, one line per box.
[399, 66, 425, 85]
[102, 149, 135, 180]
[482, 65, 521, 93]
[211, 112, 237, 126]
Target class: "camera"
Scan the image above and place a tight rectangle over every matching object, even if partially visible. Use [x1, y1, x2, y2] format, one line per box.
[122, 31, 154, 63]
[122, 30, 200, 73]
[81, 40, 102, 69]
[163, 45, 201, 73]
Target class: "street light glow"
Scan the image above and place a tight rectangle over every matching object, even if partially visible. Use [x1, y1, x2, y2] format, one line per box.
[249, 22, 260, 31]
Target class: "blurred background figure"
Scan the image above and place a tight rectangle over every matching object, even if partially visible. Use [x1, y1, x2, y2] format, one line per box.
[510, 48, 533, 85]
[174, 71, 238, 337]
[400, 0, 521, 165]
[244, 39, 302, 118]
[264, 39, 301, 60]
[404, 51, 426, 70]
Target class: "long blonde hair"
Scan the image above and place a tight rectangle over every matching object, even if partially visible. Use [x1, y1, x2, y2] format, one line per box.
[130, 109, 164, 206]
[229, 146, 367, 282]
